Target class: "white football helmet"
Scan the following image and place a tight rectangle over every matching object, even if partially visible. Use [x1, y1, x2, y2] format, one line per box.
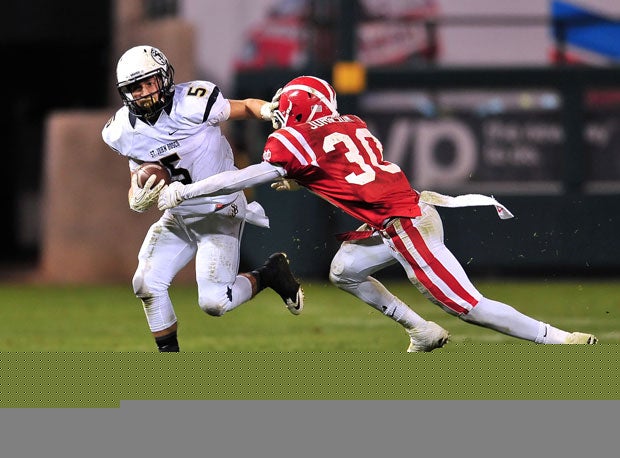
[116, 45, 175, 118]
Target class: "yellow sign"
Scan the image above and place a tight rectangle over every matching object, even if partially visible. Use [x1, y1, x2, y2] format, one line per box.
[332, 61, 366, 94]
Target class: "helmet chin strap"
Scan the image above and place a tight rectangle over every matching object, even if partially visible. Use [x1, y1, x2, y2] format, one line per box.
[274, 100, 292, 127]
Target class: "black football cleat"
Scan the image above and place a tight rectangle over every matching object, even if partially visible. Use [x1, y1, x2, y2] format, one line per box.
[255, 252, 304, 315]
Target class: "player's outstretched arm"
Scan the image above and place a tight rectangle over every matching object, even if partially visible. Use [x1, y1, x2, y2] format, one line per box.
[229, 97, 276, 122]
[157, 162, 285, 210]
[229, 88, 282, 127]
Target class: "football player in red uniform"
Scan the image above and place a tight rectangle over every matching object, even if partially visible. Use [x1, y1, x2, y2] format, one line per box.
[159, 76, 597, 351]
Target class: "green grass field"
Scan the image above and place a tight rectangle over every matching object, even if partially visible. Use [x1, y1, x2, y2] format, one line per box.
[1, 278, 618, 404]
[0, 278, 618, 351]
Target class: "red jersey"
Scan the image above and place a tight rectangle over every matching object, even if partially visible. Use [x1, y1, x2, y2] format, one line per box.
[262, 114, 421, 229]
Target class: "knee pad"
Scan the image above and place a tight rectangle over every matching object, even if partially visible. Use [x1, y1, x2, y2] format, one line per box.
[132, 270, 148, 297]
[329, 248, 361, 289]
[329, 254, 347, 287]
[198, 286, 230, 317]
[132, 267, 167, 298]
[199, 298, 226, 317]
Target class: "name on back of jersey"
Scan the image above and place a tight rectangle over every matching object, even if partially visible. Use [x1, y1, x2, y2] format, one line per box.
[308, 115, 355, 129]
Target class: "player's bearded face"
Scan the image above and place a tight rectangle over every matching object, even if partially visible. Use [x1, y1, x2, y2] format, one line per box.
[130, 76, 161, 109]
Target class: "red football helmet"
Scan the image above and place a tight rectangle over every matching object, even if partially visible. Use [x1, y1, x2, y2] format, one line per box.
[273, 76, 339, 128]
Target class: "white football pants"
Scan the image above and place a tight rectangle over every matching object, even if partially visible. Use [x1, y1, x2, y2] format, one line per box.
[132, 193, 254, 332]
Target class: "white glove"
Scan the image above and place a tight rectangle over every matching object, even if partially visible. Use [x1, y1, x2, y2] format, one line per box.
[270, 178, 301, 192]
[259, 87, 283, 129]
[157, 181, 186, 210]
[129, 173, 166, 213]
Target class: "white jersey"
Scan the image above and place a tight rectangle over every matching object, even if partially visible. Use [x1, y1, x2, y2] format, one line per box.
[102, 80, 241, 216]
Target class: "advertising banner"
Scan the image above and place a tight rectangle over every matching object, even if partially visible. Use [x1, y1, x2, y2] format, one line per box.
[361, 89, 620, 194]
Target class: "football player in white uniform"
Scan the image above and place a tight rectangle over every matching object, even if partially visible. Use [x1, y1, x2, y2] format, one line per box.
[102, 45, 303, 351]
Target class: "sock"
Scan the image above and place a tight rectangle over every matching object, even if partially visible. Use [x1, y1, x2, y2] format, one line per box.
[381, 296, 427, 329]
[540, 324, 571, 344]
[155, 330, 179, 352]
[250, 270, 264, 292]
[338, 276, 427, 329]
[464, 297, 543, 342]
[227, 274, 255, 307]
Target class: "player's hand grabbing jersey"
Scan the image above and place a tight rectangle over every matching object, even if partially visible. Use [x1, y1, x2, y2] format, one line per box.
[263, 114, 421, 229]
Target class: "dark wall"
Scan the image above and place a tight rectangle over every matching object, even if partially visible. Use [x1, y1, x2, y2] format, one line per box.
[241, 188, 620, 280]
[1, 1, 111, 264]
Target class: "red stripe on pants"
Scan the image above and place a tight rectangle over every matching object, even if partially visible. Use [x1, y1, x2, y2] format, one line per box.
[386, 218, 477, 314]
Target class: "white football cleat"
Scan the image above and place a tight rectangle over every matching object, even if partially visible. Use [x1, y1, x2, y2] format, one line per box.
[565, 332, 598, 344]
[407, 321, 450, 352]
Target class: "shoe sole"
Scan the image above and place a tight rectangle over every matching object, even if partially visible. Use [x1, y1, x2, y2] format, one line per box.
[286, 287, 304, 315]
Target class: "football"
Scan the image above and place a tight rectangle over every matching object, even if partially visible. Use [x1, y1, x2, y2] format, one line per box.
[135, 163, 171, 188]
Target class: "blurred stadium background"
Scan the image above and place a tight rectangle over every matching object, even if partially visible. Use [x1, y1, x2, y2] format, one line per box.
[2, 0, 620, 286]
